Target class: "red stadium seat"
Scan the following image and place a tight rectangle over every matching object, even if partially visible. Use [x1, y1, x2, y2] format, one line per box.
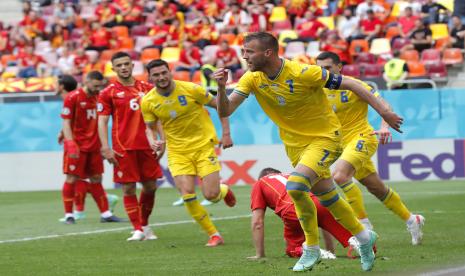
[400, 50, 420, 62]
[126, 50, 140, 61]
[272, 20, 293, 32]
[442, 48, 464, 66]
[407, 61, 427, 77]
[426, 62, 448, 81]
[130, 25, 149, 37]
[356, 53, 377, 65]
[392, 38, 410, 51]
[341, 64, 361, 78]
[421, 49, 441, 65]
[362, 64, 383, 78]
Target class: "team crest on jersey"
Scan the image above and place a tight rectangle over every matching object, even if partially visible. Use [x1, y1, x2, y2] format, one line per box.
[169, 110, 177, 119]
[276, 95, 286, 106]
[69, 165, 76, 171]
[62, 107, 70, 115]
[116, 92, 125, 98]
[97, 103, 103, 112]
[80, 102, 87, 108]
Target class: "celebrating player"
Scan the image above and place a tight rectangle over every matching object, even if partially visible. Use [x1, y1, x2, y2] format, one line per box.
[141, 59, 236, 247]
[59, 72, 123, 224]
[98, 52, 163, 241]
[315, 51, 425, 245]
[249, 167, 359, 260]
[214, 32, 403, 272]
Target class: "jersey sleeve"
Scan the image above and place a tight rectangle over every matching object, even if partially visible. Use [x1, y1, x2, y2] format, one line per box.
[356, 78, 380, 98]
[61, 94, 75, 120]
[250, 181, 267, 211]
[233, 71, 254, 98]
[97, 86, 113, 116]
[192, 83, 214, 105]
[302, 65, 343, 90]
[141, 93, 158, 123]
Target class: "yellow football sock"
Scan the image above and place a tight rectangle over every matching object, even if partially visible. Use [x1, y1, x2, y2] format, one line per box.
[182, 193, 218, 236]
[339, 180, 368, 219]
[382, 187, 411, 221]
[317, 187, 364, 235]
[209, 184, 229, 203]
[286, 172, 319, 246]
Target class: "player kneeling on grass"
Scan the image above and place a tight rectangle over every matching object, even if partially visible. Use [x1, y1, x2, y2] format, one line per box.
[59, 72, 124, 224]
[248, 168, 366, 260]
[141, 59, 236, 247]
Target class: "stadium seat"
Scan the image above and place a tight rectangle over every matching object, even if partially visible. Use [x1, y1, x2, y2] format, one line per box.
[219, 33, 236, 45]
[131, 25, 149, 37]
[118, 37, 134, 50]
[400, 50, 420, 62]
[160, 47, 180, 63]
[70, 28, 84, 40]
[385, 26, 401, 40]
[192, 70, 201, 84]
[435, 37, 450, 50]
[421, 49, 441, 65]
[272, 20, 293, 32]
[141, 48, 160, 64]
[126, 50, 140, 61]
[112, 26, 129, 38]
[134, 36, 154, 52]
[269, 6, 287, 23]
[306, 41, 321, 58]
[356, 53, 377, 65]
[370, 38, 391, 55]
[284, 41, 305, 59]
[390, 2, 401, 17]
[173, 71, 190, 81]
[317, 16, 334, 30]
[132, 61, 145, 76]
[101, 50, 118, 63]
[349, 39, 369, 56]
[442, 48, 464, 66]
[429, 24, 449, 40]
[362, 64, 383, 78]
[426, 61, 448, 81]
[407, 61, 427, 77]
[278, 30, 298, 46]
[1, 54, 16, 66]
[392, 38, 411, 51]
[341, 64, 361, 78]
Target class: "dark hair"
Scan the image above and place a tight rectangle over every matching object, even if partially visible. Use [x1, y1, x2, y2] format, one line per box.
[145, 59, 170, 73]
[258, 167, 282, 179]
[58, 74, 77, 92]
[86, 70, 104, 81]
[316, 51, 341, 65]
[111, 51, 131, 63]
[244, 32, 279, 53]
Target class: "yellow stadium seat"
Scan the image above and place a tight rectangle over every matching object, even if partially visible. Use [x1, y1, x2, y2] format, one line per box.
[390, 1, 404, 17]
[370, 38, 391, 55]
[278, 30, 298, 46]
[269, 6, 287, 23]
[317, 16, 335, 30]
[430, 24, 449, 40]
[160, 47, 181, 63]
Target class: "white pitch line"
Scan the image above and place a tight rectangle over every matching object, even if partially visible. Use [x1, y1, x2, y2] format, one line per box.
[420, 265, 465, 276]
[0, 214, 251, 244]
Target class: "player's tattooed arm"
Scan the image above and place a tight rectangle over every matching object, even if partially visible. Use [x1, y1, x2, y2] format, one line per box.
[339, 77, 404, 133]
[247, 209, 266, 260]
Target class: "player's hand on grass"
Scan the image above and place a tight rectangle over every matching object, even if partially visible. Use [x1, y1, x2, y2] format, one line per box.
[380, 110, 403, 133]
[372, 127, 392, 145]
[101, 147, 120, 165]
[212, 68, 229, 87]
[220, 133, 233, 149]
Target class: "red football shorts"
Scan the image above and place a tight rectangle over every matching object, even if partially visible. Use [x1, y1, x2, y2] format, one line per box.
[63, 150, 103, 179]
[114, 149, 162, 183]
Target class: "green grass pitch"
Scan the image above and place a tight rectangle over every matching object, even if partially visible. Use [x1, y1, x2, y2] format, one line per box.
[1, 181, 465, 275]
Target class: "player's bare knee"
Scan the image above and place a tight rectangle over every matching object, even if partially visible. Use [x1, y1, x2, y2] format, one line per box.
[203, 189, 220, 201]
[122, 183, 137, 196]
[333, 172, 350, 186]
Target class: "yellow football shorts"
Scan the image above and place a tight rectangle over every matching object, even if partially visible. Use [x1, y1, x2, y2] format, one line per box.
[285, 136, 342, 185]
[340, 133, 378, 180]
[167, 143, 221, 178]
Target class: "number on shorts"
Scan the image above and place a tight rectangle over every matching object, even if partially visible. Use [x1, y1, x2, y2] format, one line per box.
[319, 149, 330, 164]
[178, 95, 187, 106]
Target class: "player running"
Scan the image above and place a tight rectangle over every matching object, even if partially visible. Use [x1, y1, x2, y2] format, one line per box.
[59, 72, 123, 224]
[316, 51, 425, 245]
[141, 59, 236, 247]
[249, 167, 361, 260]
[214, 32, 403, 272]
[98, 52, 163, 241]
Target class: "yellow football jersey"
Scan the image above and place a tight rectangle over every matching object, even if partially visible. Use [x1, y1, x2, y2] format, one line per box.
[324, 78, 380, 144]
[141, 80, 218, 153]
[234, 59, 341, 148]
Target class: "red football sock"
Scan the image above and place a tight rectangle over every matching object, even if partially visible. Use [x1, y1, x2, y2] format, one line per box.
[74, 180, 88, 212]
[140, 190, 155, 226]
[124, 195, 142, 231]
[88, 183, 109, 213]
[62, 182, 75, 214]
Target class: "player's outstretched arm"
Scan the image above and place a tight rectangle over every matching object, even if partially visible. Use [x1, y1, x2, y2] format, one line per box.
[145, 121, 166, 160]
[212, 68, 246, 117]
[98, 115, 118, 165]
[248, 209, 266, 260]
[340, 77, 404, 133]
[372, 97, 394, 144]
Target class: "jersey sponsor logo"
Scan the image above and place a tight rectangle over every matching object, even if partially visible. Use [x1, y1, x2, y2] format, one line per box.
[86, 109, 97, 120]
[116, 92, 125, 98]
[169, 110, 177, 119]
[276, 95, 286, 106]
[97, 103, 103, 112]
[62, 107, 71, 115]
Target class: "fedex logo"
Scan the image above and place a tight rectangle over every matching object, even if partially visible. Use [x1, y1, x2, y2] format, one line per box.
[378, 140, 465, 181]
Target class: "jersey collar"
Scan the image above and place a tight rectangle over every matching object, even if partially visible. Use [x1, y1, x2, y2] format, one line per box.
[267, 58, 285, 81]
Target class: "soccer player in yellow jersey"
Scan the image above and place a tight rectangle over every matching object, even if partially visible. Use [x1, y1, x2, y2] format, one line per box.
[213, 32, 403, 272]
[141, 59, 237, 247]
[316, 51, 425, 246]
